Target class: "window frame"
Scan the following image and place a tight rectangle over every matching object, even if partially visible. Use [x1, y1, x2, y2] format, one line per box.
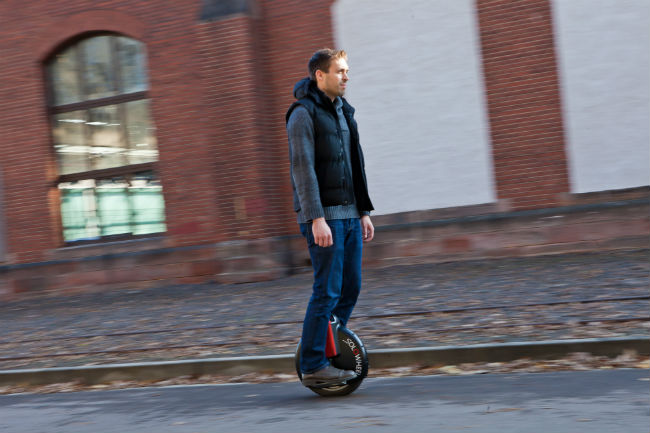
[46, 32, 165, 245]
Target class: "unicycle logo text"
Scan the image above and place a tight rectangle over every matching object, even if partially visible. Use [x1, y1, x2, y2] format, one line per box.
[343, 338, 363, 375]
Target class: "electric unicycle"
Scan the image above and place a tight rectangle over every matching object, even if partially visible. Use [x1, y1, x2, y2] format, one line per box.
[295, 315, 369, 397]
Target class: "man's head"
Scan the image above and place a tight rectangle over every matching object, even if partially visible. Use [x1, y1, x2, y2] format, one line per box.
[308, 48, 349, 101]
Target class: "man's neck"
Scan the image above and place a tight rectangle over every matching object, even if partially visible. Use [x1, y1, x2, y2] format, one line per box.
[317, 85, 336, 102]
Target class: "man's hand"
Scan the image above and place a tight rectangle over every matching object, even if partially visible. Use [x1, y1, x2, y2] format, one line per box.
[312, 217, 333, 247]
[361, 215, 374, 242]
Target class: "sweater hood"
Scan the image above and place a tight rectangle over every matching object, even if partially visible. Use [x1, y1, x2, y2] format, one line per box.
[293, 77, 317, 100]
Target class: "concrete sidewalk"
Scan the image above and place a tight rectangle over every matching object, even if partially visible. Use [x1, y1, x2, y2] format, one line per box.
[1, 336, 647, 387]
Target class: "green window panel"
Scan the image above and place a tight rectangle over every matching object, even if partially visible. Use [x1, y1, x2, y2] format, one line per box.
[59, 175, 166, 242]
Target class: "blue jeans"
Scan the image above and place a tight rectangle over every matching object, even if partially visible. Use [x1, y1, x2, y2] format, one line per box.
[299, 218, 363, 374]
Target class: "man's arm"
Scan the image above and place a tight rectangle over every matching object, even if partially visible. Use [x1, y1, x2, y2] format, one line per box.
[287, 106, 333, 247]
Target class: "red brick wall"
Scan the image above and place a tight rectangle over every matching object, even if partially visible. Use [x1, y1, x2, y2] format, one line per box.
[476, 0, 571, 210]
[195, 0, 335, 241]
[1, 1, 215, 262]
[193, 15, 262, 242]
[256, 0, 336, 238]
[0, 0, 337, 264]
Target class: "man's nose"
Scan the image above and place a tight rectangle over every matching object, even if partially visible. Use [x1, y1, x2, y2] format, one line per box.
[342, 72, 349, 81]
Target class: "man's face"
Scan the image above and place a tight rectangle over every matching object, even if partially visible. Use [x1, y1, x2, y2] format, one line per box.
[316, 57, 349, 100]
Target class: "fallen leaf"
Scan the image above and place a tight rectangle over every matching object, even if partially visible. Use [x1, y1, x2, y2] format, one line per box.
[439, 366, 463, 375]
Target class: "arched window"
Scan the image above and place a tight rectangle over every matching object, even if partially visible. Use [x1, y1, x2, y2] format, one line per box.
[47, 34, 166, 243]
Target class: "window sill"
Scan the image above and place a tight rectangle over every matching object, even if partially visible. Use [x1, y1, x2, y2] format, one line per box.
[52, 234, 167, 260]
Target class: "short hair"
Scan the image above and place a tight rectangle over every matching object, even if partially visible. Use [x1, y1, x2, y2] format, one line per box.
[308, 48, 347, 81]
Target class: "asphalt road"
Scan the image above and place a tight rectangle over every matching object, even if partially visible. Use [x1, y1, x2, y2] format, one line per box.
[1, 369, 648, 433]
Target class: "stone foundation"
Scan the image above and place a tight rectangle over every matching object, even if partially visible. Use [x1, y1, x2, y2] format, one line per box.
[1, 192, 648, 300]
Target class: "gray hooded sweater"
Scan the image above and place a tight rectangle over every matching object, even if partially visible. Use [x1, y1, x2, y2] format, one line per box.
[287, 78, 370, 223]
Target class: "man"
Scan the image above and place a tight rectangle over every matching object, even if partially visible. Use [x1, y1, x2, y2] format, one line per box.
[286, 48, 374, 388]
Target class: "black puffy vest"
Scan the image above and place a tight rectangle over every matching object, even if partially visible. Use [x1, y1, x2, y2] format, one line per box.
[286, 81, 374, 212]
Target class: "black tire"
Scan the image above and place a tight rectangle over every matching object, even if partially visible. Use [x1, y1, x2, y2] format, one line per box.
[295, 326, 369, 397]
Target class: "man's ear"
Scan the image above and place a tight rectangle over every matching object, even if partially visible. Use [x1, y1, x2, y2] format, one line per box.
[314, 69, 324, 82]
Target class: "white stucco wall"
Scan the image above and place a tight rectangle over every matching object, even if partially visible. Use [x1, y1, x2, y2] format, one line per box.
[552, 0, 650, 193]
[332, 0, 495, 215]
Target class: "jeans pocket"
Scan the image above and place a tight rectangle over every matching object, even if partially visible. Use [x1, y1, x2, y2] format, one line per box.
[300, 223, 316, 248]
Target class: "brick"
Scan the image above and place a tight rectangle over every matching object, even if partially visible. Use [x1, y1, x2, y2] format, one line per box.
[442, 237, 472, 253]
[190, 260, 221, 276]
[476, 0, 570, 209]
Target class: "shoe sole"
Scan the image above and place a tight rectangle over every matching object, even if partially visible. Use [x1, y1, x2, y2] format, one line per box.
[302, 379, 348, 388]
[302, 375, 357, 388]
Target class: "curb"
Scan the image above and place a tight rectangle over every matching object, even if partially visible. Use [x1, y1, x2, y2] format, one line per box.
[1, 336, 647, 387]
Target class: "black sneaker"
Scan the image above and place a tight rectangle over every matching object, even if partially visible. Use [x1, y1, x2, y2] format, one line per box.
[301, 364, 357, 388]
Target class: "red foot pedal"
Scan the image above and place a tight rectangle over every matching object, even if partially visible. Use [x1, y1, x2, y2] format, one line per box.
[325, 320, 339, 358]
